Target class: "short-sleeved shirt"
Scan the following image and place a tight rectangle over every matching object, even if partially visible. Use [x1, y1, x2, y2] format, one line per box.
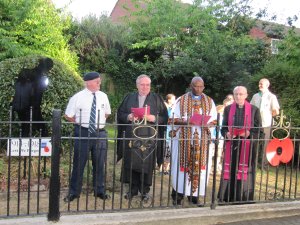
[250, 90, 280, 127]
[65, 88, 111, 128]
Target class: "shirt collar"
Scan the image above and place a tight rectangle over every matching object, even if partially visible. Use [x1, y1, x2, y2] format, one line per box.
[85, 88, 98, 95]
[191, 92, 202, 100]
[259, 89, 270, 96]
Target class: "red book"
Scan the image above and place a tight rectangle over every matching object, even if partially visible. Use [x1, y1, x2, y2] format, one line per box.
[189, 113, 211, 126]
[231, 128, 246, 136]
[131, 106, 151, 119]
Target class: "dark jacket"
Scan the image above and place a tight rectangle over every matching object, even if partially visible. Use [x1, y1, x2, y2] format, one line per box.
[117, 92, 168, 182]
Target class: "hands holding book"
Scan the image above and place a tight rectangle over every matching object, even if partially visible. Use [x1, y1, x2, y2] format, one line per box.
[189, 113, 211, 126]
[226, 128, 250, 139]
[129, 106, 156, 123]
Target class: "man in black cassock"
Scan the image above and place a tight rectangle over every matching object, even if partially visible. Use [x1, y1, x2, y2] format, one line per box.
[117, 74, 168, 200]
[218, 86, 263, 203]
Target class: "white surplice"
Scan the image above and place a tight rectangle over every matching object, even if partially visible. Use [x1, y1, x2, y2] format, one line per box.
[170, 93, 217, 197]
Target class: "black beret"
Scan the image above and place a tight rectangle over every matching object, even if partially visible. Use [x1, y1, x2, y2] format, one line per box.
[83, 72, 100, 81]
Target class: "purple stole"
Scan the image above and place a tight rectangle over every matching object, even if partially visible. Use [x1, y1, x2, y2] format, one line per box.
[224, 101, 252, 181]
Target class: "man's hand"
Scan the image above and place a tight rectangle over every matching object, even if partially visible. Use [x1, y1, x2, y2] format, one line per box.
[145, 114, 156, 123]
[226, 132, 233, 139]
[64, 115, 75, 123]
[128, 113, 138, 122]
[239, 130, 250, 138]
[272, 109, 279, 117]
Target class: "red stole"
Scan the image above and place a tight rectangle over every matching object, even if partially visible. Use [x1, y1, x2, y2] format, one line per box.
[224, 101, 252, 181]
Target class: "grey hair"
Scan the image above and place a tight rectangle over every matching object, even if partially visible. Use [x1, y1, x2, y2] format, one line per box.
[233, 86, 248, 94]
[136, 74, 151, 85]
[191, 76, 204, 85]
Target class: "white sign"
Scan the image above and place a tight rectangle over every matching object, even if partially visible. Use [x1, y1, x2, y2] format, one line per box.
[7, 138, 52, 157]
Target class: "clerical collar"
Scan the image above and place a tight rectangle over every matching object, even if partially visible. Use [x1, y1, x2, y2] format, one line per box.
[138, 95, 146, 108]
[138, 94, 148, 98]
[191, 93, 202, 100]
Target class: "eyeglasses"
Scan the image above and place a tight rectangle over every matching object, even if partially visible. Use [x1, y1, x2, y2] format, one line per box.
[192, 85, 204, 88]
[138, 83, 150, 87]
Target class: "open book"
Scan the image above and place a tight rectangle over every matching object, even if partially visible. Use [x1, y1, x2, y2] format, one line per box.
[230, 128, 247, 136]
[189, 113, 211, 126]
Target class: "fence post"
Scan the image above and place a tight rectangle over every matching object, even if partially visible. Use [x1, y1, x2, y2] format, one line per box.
[48, 109, 61, 221]
[211, 113, 220, 209]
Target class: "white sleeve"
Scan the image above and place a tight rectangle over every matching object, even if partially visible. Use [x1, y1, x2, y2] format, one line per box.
[250, 96, 254, 105]
[271, 95, 280, 110]
[65, 95, 77, 118]
[209, 100, 218, 134]
[173, 97, 182, 119]
[104, 94, 111, 115]
[209, 100, 218, 122]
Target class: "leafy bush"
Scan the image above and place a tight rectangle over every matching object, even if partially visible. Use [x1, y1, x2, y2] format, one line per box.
[0, 0, 78, 70]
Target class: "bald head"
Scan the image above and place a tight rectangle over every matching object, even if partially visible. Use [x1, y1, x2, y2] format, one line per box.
[259, 78, 270, 93]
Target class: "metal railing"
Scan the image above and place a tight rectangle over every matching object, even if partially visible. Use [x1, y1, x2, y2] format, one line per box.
[0, 109, 299, 221]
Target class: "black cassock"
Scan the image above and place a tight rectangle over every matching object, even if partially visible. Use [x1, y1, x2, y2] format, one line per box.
[218, 104, 263, 202]
[117, 92, 168, 191]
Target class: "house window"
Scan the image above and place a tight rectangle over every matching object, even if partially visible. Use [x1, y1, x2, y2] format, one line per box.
[271, 38, 281, 54]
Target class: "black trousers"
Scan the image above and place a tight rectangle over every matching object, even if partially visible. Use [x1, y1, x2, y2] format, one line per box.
[128, 170, 151, 195]
[69, 125, 107, 196]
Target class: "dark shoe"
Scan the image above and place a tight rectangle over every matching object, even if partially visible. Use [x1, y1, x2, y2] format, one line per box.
[142, 193, 151, 202]
[64, 194, 79, 203]
[187, 196, 198, 204]
[172, 199, 182, 206]
[95, 193, 111, 200]
[124, 192, 137, 200]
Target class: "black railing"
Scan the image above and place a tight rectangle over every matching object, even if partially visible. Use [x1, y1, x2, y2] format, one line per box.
[0, 109, 299, 221]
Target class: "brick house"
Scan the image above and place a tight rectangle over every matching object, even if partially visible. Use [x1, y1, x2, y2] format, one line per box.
[249, 20, 300, 54]
[110, 0, 147, 23]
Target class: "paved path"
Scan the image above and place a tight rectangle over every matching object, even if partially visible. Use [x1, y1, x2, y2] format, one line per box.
[223, 215, 300, 225]
[0, 201, 300, 225]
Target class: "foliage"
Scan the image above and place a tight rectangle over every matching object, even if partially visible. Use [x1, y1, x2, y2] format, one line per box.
[69, 15, 130, 77]
[65, 0, 272, 108]
[253, 30, 300, 128]
[68, 15, 139, 115]
[0, 0, 78, 70]
[0, 55, 83, 124]
[125, 0, 270, 102]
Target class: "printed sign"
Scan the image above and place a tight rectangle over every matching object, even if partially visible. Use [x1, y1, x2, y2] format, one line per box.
[7, 138, 52, 157]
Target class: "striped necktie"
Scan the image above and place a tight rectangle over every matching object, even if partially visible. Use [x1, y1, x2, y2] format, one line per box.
[89, 93, 96, 133]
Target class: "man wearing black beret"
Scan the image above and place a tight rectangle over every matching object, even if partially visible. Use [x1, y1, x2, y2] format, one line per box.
[83, 71, 100, 81]
[64, 72, 111, 202]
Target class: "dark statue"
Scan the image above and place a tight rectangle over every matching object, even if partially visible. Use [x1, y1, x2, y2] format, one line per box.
[12, 57, 53, 137]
